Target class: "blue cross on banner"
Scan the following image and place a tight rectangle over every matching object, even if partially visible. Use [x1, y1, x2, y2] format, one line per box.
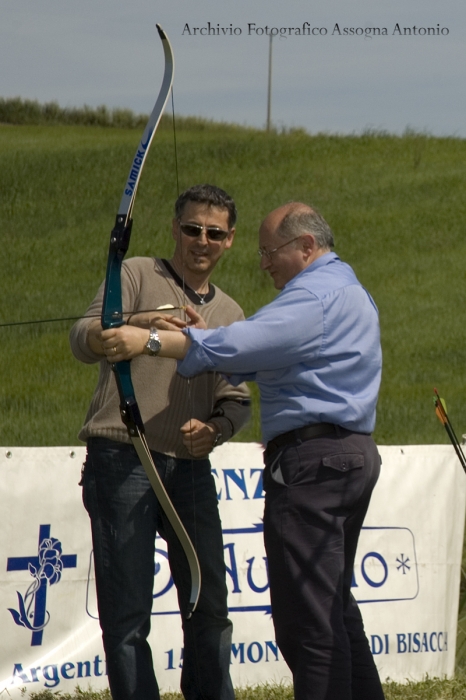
[7, 524, 77, 646]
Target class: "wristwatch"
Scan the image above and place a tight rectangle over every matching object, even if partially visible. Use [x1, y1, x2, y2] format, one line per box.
[144, 328, 162, 356]
[210, 422, 223, 448]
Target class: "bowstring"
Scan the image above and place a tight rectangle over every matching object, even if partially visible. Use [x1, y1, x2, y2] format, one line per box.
[171, 87, 200, 567]
[171, 90, 180, 197]
[0, 307, 187, 329]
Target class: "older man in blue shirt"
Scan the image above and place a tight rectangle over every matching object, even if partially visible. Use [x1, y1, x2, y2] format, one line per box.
[102, 202, 385, 700]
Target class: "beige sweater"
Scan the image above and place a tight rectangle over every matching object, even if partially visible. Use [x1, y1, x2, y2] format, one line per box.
[70, 257, 251, 458]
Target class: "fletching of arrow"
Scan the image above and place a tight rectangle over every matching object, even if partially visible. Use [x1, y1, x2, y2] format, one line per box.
[433, 388, 466, 473]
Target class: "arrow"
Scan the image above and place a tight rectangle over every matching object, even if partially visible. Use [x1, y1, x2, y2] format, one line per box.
[433, 388, 466, 473]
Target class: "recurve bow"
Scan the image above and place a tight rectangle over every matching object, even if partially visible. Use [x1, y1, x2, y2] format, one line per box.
[100, 24, 201, 617]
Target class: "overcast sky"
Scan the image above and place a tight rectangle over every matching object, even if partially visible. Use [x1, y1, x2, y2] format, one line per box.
[1, 0, 465, 136]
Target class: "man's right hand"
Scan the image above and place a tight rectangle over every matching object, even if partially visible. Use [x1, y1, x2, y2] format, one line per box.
[127, 311, 186, 331]
[146, 306, 207, 331]
[183, 306, 207, 330]
[180, 418, 221, 457]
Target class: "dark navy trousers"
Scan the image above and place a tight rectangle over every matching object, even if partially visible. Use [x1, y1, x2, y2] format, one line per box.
[263, 427, 386, 700]
[82, 438, 234, 700]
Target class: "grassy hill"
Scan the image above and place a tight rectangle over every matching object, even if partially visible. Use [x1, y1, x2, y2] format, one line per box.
[1, 115, 466, 447]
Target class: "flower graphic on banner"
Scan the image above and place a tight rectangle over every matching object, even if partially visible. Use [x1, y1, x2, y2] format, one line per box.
[38, 537, 64, 585]
[8, 537, 63, 631]
[7, 524, 77, 646]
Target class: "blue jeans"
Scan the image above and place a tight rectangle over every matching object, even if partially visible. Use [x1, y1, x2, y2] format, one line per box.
[82, 438, 234, 700]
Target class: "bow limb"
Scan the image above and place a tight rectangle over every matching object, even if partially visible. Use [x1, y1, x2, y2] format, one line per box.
[101, 25, 201, 618]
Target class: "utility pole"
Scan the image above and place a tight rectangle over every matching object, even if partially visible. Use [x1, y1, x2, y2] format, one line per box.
[266, 34, 273, 131]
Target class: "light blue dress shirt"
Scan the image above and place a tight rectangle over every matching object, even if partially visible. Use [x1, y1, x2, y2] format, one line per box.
[178, 252, 382, 443]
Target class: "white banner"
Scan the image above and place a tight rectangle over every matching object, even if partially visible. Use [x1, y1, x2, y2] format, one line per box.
[0, 444, 464, 695]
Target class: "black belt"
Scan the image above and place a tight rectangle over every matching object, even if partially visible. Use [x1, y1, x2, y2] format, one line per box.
[265, 423, 337, 458]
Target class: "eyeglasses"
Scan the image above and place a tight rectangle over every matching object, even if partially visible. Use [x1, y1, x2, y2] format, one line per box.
[258, 236, 303, 261]
[178, 220, 230, 242]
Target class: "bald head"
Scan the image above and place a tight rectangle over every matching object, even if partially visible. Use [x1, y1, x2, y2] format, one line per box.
[258, 202, 334, 289]
[262, 202, 334, 250]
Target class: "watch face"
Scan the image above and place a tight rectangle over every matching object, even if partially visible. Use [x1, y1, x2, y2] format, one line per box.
[147, 330, 161, 355]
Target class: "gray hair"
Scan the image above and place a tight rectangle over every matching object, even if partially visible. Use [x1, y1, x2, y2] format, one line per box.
[277, 208, 334, 249]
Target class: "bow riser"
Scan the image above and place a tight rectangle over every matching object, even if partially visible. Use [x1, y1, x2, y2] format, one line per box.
[102, 215, 133, 328]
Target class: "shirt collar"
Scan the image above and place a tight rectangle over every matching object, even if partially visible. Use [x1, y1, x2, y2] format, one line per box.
[286, 251, 339, 288]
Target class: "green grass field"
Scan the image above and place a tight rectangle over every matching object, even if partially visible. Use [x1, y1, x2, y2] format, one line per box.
[2, 108, 466, 696]
[18, 675, 466, 699]
[2, 119, 466, 447]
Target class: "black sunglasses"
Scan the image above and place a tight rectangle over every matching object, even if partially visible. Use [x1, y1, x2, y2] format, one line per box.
[178, 221, 230, 242]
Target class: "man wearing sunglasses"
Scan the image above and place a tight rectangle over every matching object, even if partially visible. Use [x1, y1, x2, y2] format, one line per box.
[101, 201, 385, 700]
[70, 184, 250, 700]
